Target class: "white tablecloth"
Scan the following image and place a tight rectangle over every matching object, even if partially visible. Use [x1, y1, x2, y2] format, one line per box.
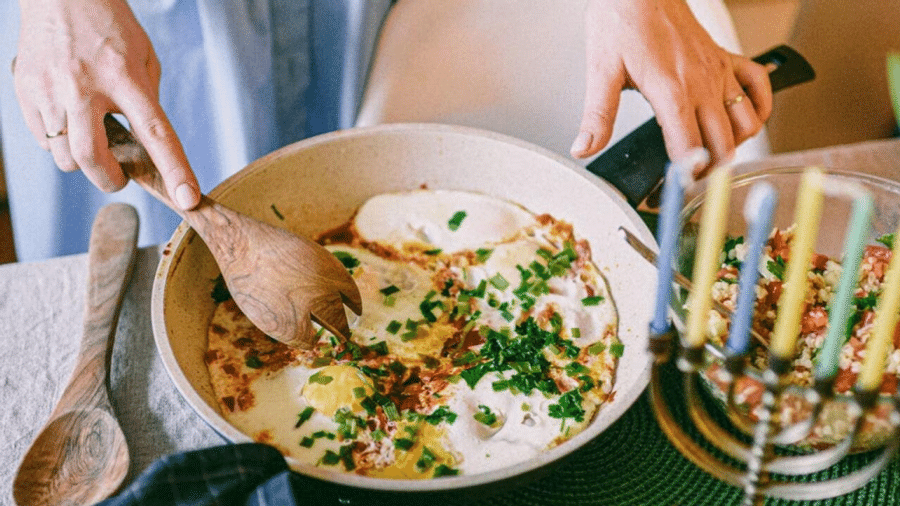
[0, 246, 223, 505]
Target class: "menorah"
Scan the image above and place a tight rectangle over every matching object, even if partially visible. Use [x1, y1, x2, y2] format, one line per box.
[628, 158, 900, 505]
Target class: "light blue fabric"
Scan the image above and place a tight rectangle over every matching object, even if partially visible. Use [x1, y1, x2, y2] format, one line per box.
[0, 0, 390, 261]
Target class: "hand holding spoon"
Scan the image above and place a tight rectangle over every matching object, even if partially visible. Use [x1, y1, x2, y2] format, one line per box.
[104, 115, 362, 347]
[13, 203, 137, 506]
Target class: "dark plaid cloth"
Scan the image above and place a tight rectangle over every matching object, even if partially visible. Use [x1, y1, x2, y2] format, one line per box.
[97, 443, 297, 506]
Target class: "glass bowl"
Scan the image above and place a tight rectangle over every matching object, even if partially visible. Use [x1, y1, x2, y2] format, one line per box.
[673, 167, 900, 451]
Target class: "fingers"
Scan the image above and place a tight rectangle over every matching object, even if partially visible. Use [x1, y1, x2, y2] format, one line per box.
[66, 104, 128, 192]
[117, 89, 200, 210]
[571, 58, 626, 159]
[733, 55, 773, 122]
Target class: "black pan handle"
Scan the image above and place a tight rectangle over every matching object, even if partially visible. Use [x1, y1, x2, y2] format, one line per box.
[585, 45, 815, 208]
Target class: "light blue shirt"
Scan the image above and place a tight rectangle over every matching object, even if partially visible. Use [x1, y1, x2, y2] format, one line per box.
[0, 0, 391, 261]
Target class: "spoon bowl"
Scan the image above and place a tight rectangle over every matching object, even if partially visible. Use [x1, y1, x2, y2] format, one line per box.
[12, 203, 138, 505]
[104, 115, 361, 348]
[14, 409, 128, 506]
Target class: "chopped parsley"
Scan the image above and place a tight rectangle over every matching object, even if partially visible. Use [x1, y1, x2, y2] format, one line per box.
[448, 211, 467, 231]
[722, 235, 744, 267]
[548, 389, 586, 422]
[245, 355, 263, 369]
[767, 255, 786, 280]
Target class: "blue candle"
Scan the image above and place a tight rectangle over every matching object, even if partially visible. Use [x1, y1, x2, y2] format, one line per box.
[651, 150, 707, 336]
[725, 183, 777, 356]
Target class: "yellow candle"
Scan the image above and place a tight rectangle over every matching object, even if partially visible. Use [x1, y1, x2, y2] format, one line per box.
[770, 168, 824, 360]
[857, 223, 900, 391]
[685, 166, 732, 348]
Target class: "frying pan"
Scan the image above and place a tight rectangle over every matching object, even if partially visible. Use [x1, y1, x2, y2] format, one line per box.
[148, 46, 813, 493]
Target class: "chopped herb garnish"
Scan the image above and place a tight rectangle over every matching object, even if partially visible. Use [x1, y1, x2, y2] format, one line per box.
[299, 437, 315, 448]
[311, 430, 336, 440]
[571, 328, 581, 338]
[311, 356, 333, 368]
[386, 320, 402, 334]
[422, 406, 457, 425]
[308, 371, 333, 385]
[424, 248, 443, 255]
[295, 406, 315, 428]
[548, 389, 586, 422]
[489, 273, 510, 290]
[587, 342, 606, 355]
[448, 211, 467, 231]
[877, 233, 895, 249]
[245, 355, 263, 369]
[383, 294, 396, 307]
[433, 464, 460, 477]
[565, 362, 589, 375]
[332, 251, 360, 270]
[767, 255, 786, 280]
[270, 203, 285, 220]
[367, 340, 390, 356]
[854, 292, 879, 311]
[352, 386, 368, 399]
[380, 285, 400, 296]
[416, 446, 437, 472]
[394, 438, 415, 451]
[610, 343, 625, 357]
[581, 295, 604, 306]
[210, 274, 231, 303]
[475, 248, 494, 263]
[722, 235, 744, 267]
[473, 405, 499, 427]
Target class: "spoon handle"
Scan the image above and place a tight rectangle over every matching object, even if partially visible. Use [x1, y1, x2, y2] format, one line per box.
[52, 203, 138, 417]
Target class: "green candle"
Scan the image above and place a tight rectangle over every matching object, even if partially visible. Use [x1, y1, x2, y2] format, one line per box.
[815, 193, 872, 380]
[858, 222, 900, 392]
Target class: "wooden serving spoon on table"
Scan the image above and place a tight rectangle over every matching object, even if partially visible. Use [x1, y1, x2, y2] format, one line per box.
[104, 114, 362, 347]
[13, 203, 137, 506]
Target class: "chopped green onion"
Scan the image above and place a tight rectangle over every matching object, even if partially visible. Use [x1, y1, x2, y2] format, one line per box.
[610, 343, 625, 357]
[475, 248, 494, 263]
[448, 211, 467, 231]
[581, 295, 604, 306]
[245, 356, 263, 369]
[332, 251, 360, 270]
[299, 437, 315, 448]
[386, 320, 402, 334]
[295, 406, 315, 428]
[433, 464, 460, 477]
[489, 273, 510, 290]
[308, 371, 333, 385]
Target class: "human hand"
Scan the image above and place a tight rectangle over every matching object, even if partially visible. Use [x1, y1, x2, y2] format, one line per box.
[12, 0, 200, 209]
[571, 0, 773, 176]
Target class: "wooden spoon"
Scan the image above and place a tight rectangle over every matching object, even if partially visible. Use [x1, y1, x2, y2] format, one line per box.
[12, 203, 138, 506]
[104, 115, 362, 348]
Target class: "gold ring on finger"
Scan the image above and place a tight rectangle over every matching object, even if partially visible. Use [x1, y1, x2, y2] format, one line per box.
[724, 94, 745, 107]
[45, 127, 68, 139]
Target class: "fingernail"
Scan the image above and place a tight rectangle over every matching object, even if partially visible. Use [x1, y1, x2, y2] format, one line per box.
[569, 131, 593, 158]
[175, 183, 199, 210]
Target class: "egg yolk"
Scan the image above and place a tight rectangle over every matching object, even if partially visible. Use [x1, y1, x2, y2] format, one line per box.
[302, 365, 374, 416]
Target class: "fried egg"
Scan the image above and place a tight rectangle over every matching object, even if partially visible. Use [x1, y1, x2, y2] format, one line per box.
[205, 190, 621, 478]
